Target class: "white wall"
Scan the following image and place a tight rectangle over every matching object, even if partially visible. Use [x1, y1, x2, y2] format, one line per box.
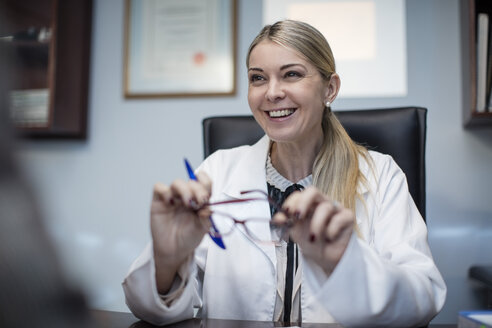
[13, 0, 492, 324]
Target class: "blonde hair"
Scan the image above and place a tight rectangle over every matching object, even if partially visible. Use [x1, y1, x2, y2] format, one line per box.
[247, 20, 371, 212]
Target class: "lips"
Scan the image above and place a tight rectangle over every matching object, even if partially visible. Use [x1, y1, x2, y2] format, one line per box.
[268, 108, 296, 118]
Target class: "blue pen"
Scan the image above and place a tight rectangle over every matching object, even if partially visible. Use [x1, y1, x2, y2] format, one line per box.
[184, 158, 226, 250]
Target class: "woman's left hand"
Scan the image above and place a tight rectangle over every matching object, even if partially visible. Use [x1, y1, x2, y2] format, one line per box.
[272, 186, 355, 275]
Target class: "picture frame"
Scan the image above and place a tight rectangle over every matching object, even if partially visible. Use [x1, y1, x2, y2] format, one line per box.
[124, 0, 237, 98]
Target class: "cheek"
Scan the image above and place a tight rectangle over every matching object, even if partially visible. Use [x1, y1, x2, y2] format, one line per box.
[247, 87, 262, 110]
[247, 93, 254, 112]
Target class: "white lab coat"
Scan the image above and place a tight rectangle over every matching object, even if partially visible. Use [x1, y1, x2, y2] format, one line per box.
[123, 135, 446, 327]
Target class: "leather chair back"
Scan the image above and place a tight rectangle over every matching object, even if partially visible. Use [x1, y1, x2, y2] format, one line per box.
[203, 107, 427, 220]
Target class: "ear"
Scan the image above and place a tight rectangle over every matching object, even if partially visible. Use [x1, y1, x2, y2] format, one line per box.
[324, 73, 341, 104]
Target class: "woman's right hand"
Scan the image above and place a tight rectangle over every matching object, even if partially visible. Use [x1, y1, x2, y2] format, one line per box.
[150, 171, 212, 294]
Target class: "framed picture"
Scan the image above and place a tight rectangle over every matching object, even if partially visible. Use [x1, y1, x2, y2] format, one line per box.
[124, 0, 237, 98]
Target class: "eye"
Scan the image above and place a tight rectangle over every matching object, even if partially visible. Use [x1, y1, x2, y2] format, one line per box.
[249, 74, 266, 84]
[284, 71, 303, 79]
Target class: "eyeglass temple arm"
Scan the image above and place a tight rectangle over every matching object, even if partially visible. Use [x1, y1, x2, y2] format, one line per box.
[240, 189, 281, 212]
[206, 197, 265, 206]
[203, 189, 282, 213]
[205, 189, 274, 206]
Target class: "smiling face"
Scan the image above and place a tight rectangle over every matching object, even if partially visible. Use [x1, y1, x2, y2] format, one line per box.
[247, 40, 331, 147]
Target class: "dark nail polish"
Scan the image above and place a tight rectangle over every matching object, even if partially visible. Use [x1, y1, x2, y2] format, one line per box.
[310, 234, 316, 243]
[169, 198, 175, 205]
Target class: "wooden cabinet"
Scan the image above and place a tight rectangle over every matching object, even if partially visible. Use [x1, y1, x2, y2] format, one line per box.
[0, 0, 92, 138]
[462, 0, 492, 127]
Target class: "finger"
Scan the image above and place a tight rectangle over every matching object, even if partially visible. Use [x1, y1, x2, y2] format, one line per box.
[271, 212, 289, 226]
[309, 200, 339, 242]
[282, 186, 326, 220]
[196, 171, 212, 196]
[153, 182, 174, 205]
[197, 208, 213, 232]
[279, 190, 300, 219]
[185, 179, 211, 208]
[170, 179, 196, 208]
[325, 208, 354, 241]
[197, 207, 212, 219]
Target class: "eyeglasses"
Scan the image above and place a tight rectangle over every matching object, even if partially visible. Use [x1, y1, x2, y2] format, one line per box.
[201, 190, 290, 245]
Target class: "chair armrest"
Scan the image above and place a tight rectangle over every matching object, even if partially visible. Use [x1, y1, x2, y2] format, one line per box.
[469, 265, 492, 288]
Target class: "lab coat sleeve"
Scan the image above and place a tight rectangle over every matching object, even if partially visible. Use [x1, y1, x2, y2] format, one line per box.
[121, 155, 218, 325]
[122, 243, 200, 326]
[302, 155, 446, 327]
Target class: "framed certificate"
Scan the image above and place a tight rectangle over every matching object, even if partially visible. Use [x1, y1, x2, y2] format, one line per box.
[124, 0, 237, 98]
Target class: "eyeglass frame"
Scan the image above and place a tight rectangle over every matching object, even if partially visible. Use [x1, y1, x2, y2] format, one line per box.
[197, 189, 293, 245]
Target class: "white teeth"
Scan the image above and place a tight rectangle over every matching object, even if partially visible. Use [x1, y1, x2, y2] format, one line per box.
[269, 109, 295, 118]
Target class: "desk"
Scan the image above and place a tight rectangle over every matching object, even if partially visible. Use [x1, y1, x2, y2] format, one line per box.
[91, 310, 457, 328]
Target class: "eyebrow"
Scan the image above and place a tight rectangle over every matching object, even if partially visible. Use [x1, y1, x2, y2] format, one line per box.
[248, 63, 306, 72]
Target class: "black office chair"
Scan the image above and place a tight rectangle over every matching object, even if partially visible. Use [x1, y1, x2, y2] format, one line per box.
[203, 107, 427, 220]
[469, 265, 492, 309]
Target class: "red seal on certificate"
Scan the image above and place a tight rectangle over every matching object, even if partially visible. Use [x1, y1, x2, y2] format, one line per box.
[193, 52, 206, 66]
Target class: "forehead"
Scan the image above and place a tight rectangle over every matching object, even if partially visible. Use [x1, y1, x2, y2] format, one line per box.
[248, 40, 310, 68]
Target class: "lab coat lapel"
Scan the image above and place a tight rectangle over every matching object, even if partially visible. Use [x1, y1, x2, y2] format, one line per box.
[222, 135, 270, 198]
[220, 136, 276, 267]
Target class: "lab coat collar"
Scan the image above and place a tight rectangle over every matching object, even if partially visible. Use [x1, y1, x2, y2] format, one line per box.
[220, 135, 372, 198]
[222, 135, 271, 199]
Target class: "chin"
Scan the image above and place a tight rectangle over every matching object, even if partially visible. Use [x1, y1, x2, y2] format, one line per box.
[265, 131, 298, 144]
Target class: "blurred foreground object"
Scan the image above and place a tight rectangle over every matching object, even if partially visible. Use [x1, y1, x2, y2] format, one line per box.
[0, 2, 94, 327]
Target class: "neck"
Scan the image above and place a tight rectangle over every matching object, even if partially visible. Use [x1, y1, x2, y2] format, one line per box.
[270, 137, 323, 183]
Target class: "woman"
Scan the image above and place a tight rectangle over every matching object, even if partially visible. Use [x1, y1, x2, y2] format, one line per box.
[123, 20, 446, 327]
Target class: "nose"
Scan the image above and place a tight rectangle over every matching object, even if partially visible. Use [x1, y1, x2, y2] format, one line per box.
[265, 80, 285, 102]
